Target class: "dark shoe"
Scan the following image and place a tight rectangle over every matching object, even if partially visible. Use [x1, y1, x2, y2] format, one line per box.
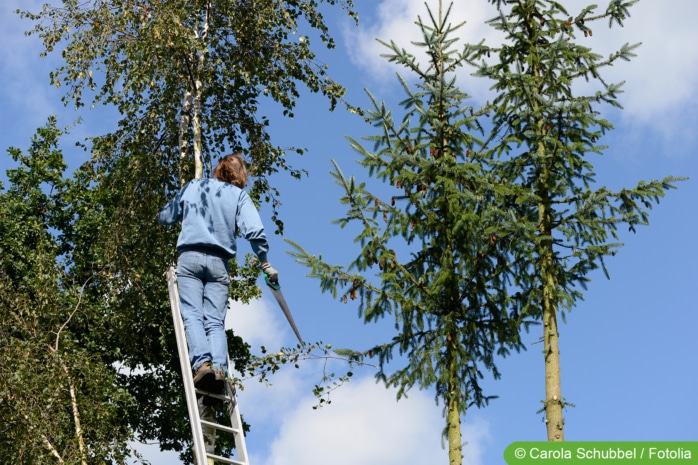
[193, 361, 215, 391]
[212, 369, 226, 393]
[202, 370, 227, 406]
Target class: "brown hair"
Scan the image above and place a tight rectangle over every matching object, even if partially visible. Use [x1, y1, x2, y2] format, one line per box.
[212, 153, 248, 188]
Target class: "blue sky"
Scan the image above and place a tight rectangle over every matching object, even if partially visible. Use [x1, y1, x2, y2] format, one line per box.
[1, 1, 696, 465]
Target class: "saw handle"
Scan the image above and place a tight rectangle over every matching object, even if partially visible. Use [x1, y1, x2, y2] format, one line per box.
[264, 273, 281, 291]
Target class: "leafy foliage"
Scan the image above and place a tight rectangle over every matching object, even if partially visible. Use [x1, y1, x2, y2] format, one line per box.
[19, 0, 357, 232]
[5, 0, 359, 461]
[0, 118, 134, 464]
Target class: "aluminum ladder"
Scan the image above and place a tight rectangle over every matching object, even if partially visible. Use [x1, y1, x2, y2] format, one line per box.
[166, 266, 250, 465]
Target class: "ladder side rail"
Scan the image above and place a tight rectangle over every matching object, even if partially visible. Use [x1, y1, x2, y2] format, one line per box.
[166, 266, 209, 465]
[225, 318, 249, 464]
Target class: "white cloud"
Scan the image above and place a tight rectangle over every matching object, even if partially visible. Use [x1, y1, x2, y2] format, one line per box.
[255, 376, 489, 465]
[224, 296, 309, 424]
[126, 440, 180, 465]
[461, 417, 491, 465]
[345, 0, 698, 139]
[345, 0, 500, 93]
[560, 0, 698, 128]
[230, 297, 490, 465]
[227, 297, 288, 349]
[129, 277, 491, 465]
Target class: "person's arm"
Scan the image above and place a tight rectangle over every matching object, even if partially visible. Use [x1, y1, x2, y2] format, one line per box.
[236, 191, 269, 260]
[236, 191, 278, 282]
[157, 184, 188, 225]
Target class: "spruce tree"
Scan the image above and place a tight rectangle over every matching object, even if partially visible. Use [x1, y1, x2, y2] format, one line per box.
[289, 4, 532, 463]
[471, 0, 684, 440]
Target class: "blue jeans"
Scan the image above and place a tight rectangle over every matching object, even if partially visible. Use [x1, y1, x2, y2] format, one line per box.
[176, 249, 230, 373]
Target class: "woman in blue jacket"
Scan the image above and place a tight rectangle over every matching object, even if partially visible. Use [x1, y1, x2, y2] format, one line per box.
[158, 153, 278, 393]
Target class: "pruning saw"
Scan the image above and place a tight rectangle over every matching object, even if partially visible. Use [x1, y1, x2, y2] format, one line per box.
[265, 274, 304, 345]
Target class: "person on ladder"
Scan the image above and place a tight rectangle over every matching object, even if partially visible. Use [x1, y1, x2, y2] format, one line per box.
[158, 153, 279, 397]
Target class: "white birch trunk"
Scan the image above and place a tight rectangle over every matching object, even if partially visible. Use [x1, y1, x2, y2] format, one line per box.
[178, 90, 193, 186]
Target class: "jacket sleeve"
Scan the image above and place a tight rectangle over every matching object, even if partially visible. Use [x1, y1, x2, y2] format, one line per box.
[236, 191, 269, 262]
[157, 184, 188, 225]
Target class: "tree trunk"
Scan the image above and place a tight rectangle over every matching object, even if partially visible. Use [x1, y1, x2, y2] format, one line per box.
[540, 197, 565, 441]
[542, 273, 564, 441]
[179, 4, 209, 183]
[445, 334, 462, 465]
[447, 377, 463, 465]
[192, 82, 203, 180]
[63, 363, 88, 465]
[178, 90, 192, 186]
[535, 88, 565, 439]
[191, 10, 207, 180]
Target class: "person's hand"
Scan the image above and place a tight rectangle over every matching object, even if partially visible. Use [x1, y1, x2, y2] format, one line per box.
[261, 262, 279, 283]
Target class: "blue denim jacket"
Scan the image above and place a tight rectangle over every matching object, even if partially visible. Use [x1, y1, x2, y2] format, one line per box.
[158, 178, 269, 262]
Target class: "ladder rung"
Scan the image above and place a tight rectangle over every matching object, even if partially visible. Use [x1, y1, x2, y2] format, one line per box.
[194, 389, 232, 402]
[201, 419, 243, 436]
[205, 452, 246, 465]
